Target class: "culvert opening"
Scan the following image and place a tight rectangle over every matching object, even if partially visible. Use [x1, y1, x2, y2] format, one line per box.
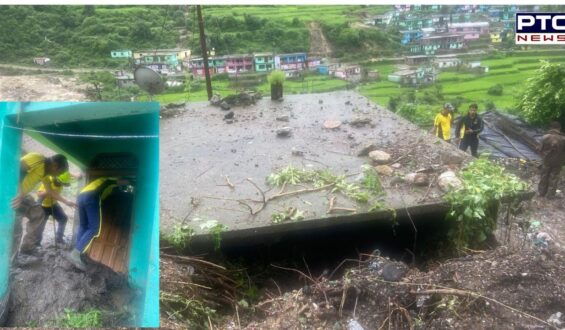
[181, 205, 457, 283]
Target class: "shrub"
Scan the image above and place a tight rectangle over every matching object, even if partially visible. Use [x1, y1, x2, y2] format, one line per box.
[268, 70, 285, 85]
[487, 84, 503, 96]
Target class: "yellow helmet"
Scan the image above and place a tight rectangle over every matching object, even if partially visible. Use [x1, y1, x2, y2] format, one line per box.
[57, 171, 72, 185]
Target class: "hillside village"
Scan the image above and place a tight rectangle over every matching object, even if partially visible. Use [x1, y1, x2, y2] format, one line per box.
[2, 4, 565, 329]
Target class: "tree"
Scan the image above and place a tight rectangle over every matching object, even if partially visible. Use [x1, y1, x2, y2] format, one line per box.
[517, 62, 565, 127]
[81, 71, 116, 101]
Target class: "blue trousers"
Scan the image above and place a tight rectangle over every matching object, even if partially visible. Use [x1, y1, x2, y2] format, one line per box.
[42, 204, 68, 241]
[76, 191, 102, 253]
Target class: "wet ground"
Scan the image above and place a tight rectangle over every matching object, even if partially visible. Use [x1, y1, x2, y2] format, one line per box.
[159, 91, 471, 236]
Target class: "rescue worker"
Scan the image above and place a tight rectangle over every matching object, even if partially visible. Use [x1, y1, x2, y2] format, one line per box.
[68, 177, 130, 271]
[456, 103, 484, 157]
[36, 171, 72, 245]
[11, 152, 76, 257]
[432, 103, 454, 142]
[538, 121, 565, 198]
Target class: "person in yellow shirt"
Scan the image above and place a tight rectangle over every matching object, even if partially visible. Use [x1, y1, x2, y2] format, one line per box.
[11, 152, 76, 256]
[432, 103, 454, 142]
[36, 172, 73, 245]
[68, 177, 130, 271]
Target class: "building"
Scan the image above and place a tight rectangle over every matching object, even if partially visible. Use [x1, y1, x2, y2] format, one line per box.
[410, 34, 465, 55]
[110, 50, 133, 58]
[113, 70, 135, 87]
[433, 55, 462, 69]
[224, 54, 254, 74]
[448, 22, 490, 40]
[307, 57, 321, 70]
[318, 63, 338, 75]
[405, 55, 430, 66]
[253, 53, 274, 72]
[133, 49, 191, 72]
[33, 57, 50, 66]
[401, 30, 423, 45]
[334, 64, 362, 81]
[372, 14, 392, 26]
[275, 53, 307, 72]
[388, 69, 417, 85]
[189, 57, 220, 77]
[490, 31, 502, 43]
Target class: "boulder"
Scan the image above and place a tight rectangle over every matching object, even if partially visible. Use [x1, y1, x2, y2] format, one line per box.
[220, 101, 231, 111]
[404, 173, 429, 186]
[276, 127, 292, 137]
[440, 150, 465, 165]
[323, 120, 342, 129]
[224, 111, 234, 120]
[210, 94, 222, 106]
[276, 115, 290, 122]
[368, 150, 391, 164]
[375, 165, 394, 176]
[357, 143, 378, 157]
[438, 171, 463, 192]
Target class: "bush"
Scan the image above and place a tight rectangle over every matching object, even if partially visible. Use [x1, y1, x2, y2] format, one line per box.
[484, 100, 496, 111]
[268, 70, 285, 85]
[487, 84, 503, 96]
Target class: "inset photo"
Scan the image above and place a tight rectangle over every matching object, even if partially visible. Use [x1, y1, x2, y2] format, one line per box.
[0, 102, 159, 328]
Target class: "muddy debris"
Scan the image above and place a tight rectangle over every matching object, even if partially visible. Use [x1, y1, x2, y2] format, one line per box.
[6, 246, 138, 327]
[349, 118, 372, 128]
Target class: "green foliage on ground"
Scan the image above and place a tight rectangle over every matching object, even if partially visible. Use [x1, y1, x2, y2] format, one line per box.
[444, 157, 528, 252]
[267, 70, 285, 85]
[164, 223, 195, 249]
[517, 61, 565, 127]
[55, 308, 102, 328]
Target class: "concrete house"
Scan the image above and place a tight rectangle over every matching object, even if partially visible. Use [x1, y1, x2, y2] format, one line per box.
[253, 53, 274, 72]
[110, 50, 133, 58]
[224, 54, 254, 74]
[410, 34, 465, 55]
[448, 22, 490, 40]
[275, 53, 307, 73]
[334, 64, 361, 81]
[405, 55, 430, 66]
[433, 55, 462, 69]
[189, 57, 216, 77]
[401, 30, 423, 45]
[33, 57, 50, 66]
[307, 57, 321, 70]
[388, 69, 417, 85]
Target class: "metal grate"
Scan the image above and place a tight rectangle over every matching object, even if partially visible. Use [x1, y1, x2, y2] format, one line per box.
[89, 153, 138, 170]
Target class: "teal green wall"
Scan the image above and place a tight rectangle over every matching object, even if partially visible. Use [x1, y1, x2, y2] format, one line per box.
[0, 102, 160, 327]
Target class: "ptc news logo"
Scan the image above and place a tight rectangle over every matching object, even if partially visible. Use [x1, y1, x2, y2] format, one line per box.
[516, 13, 565, 44]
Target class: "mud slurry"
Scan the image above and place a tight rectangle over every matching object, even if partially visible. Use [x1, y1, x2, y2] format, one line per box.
[7, 245, 138, 327]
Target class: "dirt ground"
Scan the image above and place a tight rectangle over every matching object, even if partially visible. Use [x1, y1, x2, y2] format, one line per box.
[7, 244, 137, 327]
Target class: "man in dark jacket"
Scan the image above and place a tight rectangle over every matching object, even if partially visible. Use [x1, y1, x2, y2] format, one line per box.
[538, 121, 565, 198]
[456, 103, 484, 157]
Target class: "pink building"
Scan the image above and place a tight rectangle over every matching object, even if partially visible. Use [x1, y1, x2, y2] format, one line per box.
[225, 54, 254, 74]
[448, 22, 489, 40]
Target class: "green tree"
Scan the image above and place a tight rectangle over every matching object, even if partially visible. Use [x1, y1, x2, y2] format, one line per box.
[81, 71, 116, 101]
[517, 62, 565, 127]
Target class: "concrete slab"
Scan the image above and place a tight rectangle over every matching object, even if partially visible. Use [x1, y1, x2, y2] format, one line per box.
[159, 91, 471, 239]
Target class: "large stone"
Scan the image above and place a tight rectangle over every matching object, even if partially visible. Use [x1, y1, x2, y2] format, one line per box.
[210, 94, 222, 106]
[323, 120, 342, 129]
[440, 150, 465, 165]
[224, 111, 234, 120]
[276, 115, 290, 122]
[349, 118, 372, 128]
[404, 173, 429, 186]
[368, 150, 391, 164]
[357, 143, 378, 157]
[220, 101, 231, 111]
[276, 127, 292, 137]
[375, 165, 394, 176]
[382, 262, 408, 281]
[438, 171, 463, 192]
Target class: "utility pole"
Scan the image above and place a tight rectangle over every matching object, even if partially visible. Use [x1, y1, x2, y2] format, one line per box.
[196, 5, 213, 100]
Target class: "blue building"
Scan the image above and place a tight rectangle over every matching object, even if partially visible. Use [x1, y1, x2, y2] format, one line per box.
[401, 30, 424, 45]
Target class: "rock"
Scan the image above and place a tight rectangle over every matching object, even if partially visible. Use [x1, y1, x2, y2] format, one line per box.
[210, 94, 222, 106]
[440, 150, 465, 165]
[547, 312, 563, 327]
[391, 163, 402, 169]
[220, 101, 231, 110]
[347, 319, 365, 330]
[224, 111, 234, 119]
[357, 143, 378, 157]
[404, 173, 429, 186]
[437, 171, 463, 191]
[349, 118, 372, 128]
[368, 150, 391, 164]
[382, 262, 408, 281]
[345, 100, 352, 105]
[291, 148, 304, 157]
[276, 127, 292, 137]
[225, 119, 234, 124]
[347, 134, 355, 140]
[276, 115, 290, 122]
[319, 99, 323, 104]
[323, 120, 342, 129]
[375, 165, 394, 176]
